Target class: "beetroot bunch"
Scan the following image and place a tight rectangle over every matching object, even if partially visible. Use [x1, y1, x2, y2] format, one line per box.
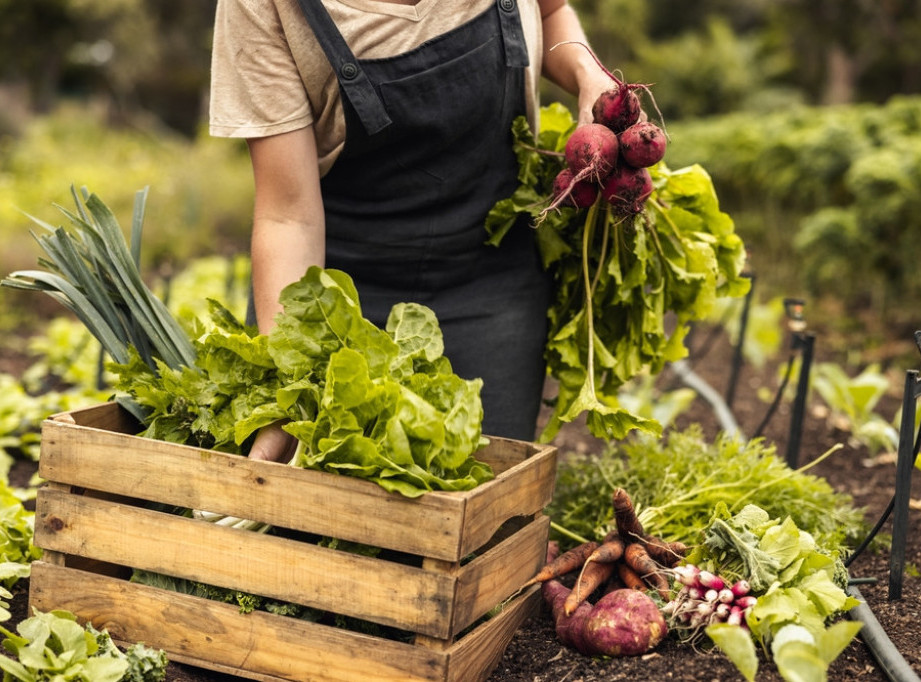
[547, 75, 667, 217]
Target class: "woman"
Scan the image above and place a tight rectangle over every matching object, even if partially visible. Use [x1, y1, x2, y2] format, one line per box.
[209, 0, 612, 459]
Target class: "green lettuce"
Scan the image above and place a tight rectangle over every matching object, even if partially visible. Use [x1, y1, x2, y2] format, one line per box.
[111, 267, 492, 497]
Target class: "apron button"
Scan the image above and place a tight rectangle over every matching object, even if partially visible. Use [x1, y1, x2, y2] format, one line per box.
[499, 0, 515, 11]
[340, 62, 359, 80]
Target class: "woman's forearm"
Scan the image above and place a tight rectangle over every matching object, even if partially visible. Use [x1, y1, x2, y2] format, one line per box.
[538, 1, 614, 124]
[247, 128, 326, 333]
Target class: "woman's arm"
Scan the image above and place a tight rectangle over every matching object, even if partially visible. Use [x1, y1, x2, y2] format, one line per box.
[538, 0, 614, 124]
[247, 126, 326, 334]
[245, 127, 324, 462]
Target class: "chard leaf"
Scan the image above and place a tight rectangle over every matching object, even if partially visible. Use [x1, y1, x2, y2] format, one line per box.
[706, 623, 758, 682]
[773, 641, 827, 682]
[759, 517, 808, 571]
[815, 621, 863, 666]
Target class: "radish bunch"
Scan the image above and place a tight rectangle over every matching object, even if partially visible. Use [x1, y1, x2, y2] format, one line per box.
[547, 64, 666, 217]
[662, 564, 757, 644]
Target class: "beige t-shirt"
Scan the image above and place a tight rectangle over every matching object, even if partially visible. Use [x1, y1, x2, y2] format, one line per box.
[209, 0, 544, 176]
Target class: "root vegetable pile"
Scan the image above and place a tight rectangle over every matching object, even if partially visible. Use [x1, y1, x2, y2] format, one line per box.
[526, 488, 685, 656]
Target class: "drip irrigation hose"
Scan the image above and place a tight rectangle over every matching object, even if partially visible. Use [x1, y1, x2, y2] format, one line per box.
[751, 350, 795, 439]
[670, 359, 743, 438]
[845, 428, 920, 568]
[847, 585, 921, 682]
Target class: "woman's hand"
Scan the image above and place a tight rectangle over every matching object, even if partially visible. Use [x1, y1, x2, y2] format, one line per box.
[249, 420, 298, 463]
[538, 0, 616, 125]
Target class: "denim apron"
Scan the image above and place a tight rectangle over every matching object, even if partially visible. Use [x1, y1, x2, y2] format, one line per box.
[294, 0, 550, 439]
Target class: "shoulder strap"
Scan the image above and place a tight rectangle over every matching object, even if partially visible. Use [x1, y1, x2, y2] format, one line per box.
[293, 0, 393, 135]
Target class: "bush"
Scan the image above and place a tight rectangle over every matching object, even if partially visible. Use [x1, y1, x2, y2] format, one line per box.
[0, 102, 254, 279]
[665, 96, 921, 318]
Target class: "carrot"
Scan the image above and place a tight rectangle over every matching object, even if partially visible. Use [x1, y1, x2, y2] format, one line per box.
[524, 540, 599, 587]
[640, 535, 687, 568]
[612, 488, 645, 540]
[585, 536, 626, 565]
[624, 542, 671, 600]
[617, 561, 646, 591]
[565, 558, 617, 616]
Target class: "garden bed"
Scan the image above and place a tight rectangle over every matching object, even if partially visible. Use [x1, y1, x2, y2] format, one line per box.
[4, 325, 920, 681]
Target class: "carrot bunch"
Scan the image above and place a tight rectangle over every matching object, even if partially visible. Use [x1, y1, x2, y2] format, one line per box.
[527, 488, 686, 616]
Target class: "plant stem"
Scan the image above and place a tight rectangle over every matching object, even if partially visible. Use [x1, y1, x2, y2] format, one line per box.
[581, 200, 601, 398]
[551, 520, 591, 546]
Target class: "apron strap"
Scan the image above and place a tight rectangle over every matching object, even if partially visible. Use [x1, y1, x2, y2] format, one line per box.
[293, 0, 393, 135]
[496, 0, 530, 68]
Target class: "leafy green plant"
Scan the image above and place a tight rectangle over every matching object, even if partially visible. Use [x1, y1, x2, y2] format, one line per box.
[704, 294, 785, 369]
[0, 473, 41, 589]
[616, 373, 697, 429]
[486, 104, 750, 443]
[665, 96, 921, 317]
[811, 362, 899, 455]
[0, 609, 167, 682]
[112, 269, 493, 497]
[696, 505, 862, 682]
[547, 426, 866, 553]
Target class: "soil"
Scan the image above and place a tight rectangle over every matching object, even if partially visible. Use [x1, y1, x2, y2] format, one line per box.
[3, 323, 920, 682]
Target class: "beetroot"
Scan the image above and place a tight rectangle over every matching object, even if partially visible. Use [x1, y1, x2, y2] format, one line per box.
[592, 86, 642, 134]
[564, 123, 619, 180]
[618, 122, 667, 168]
[552, 167, 599, 209]
[582, 589, 668, 657]
[601, 165, 654, 215]
[543, 579, 668, 657]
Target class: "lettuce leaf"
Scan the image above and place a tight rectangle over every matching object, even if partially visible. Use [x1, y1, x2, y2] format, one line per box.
[111, 267, 493, 497]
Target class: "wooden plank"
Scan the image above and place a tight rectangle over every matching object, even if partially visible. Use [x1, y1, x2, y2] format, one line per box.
[34, 487, 457, 638]
[455, 446, 558, 558]
[50, 402, 140, 433]
[446, 586, 542, 682]
[39, 404, 557, 562]
[28, 562, 450, 682]
[39, 414, 468, 561]
[450, 515, 549, 637]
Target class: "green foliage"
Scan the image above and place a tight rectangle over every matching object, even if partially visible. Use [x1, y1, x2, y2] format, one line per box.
[696, 505, 862, 682]
[810, 362, 899, 455]
[110, 267, 494, 497]
[486, 105, 749, 443]
[0, 474, 41, 589]
[704, 294, 785, 369]
[665, 96, 921, 314]
[0, 104, 253, 282]
[547, 426, 866, 553]
[0, 609, 167, 682]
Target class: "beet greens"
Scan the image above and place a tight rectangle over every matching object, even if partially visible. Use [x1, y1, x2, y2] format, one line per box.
[485, 105, 750, 442]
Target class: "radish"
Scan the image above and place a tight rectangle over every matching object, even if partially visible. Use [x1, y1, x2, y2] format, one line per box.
[618, 121, 667, 168]
[552, 167, 599, 209]
[600, 165, 653, 215]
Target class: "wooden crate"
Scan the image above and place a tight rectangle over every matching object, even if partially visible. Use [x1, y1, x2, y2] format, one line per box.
[29, 402, 557, 682]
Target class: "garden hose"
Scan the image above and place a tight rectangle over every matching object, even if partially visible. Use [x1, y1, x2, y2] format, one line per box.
[847, 586, 921, 682]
